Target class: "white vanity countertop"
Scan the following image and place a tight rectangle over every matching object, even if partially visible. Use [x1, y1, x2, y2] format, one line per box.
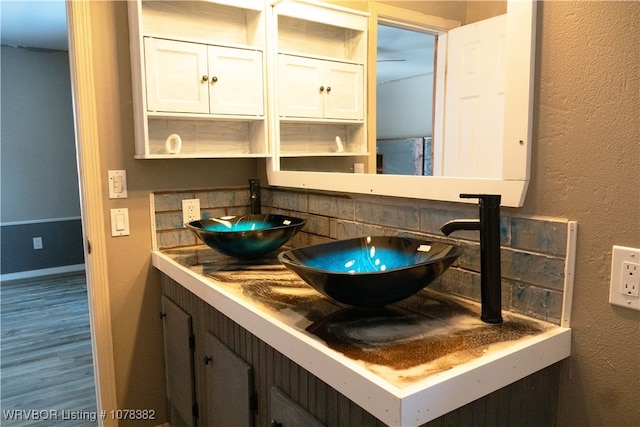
[152, 246, 571, 426]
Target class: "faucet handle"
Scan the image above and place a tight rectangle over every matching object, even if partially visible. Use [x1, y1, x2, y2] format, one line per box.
[460, 194, 501, 207]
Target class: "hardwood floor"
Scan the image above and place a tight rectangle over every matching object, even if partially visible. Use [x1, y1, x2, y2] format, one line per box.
[1, 273, 97, 426]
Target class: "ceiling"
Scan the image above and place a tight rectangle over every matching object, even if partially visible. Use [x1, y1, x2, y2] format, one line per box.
[376, 24, 435, 84]
[1, 0, 68, 51]
[0, 1, 433, 82]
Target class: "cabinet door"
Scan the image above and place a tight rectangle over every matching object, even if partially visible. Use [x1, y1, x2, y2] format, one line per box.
[323, 61, 364, 120]
[278, 54, 324, 118]
[144, 38, 209, 114]
[208, 46, 264, 116]
[161, 296, 196, 427]
[204, 332, 254, 427]
[270, 386, 324, 427]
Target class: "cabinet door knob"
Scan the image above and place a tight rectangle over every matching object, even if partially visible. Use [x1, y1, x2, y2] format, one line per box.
[326, 86, 331, 93]
[211, 76, 218, 83]
[203, 356, 212, 365]
[201, 75, 209, 82]
[319, 86, 324, 92]
[270, 420, 282, 427]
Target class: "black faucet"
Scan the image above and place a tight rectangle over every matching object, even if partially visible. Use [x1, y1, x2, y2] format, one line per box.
[248, 178, 261, 214]
[441, 194, 503, 324]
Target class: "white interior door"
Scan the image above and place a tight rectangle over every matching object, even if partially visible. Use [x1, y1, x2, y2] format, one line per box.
[144, 38, 209, 114]
[278, 54, 324, 118]
[323, 61, 364, 120]
[208, 46, 264, 116]
[442, 14, 507, 178]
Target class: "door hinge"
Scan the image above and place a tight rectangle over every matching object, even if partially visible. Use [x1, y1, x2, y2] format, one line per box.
[192, 402, 199, 418]
[250, 393, 258, 412]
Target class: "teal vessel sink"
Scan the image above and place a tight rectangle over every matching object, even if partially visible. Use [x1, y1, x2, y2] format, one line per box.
[278, 236, 462, 308]
[186, 214, 306, 259]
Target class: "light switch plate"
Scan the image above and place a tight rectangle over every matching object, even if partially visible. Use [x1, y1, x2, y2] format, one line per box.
[108, 170, 128, 199]
[110, 208, 130, 236]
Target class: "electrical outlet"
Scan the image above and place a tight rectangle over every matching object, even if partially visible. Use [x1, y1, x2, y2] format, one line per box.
[33, 237, 43, 250]
[622, 262, 640, 297]
[182, 199, 201, 225]
[609, 245, 640, 311]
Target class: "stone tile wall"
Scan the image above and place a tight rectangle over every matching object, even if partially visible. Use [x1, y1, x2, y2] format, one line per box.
[153, 185, 571, 324]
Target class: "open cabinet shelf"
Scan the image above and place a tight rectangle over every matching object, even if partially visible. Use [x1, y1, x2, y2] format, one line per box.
[271, 0, 369, 172]
[129, 0, 269, 158]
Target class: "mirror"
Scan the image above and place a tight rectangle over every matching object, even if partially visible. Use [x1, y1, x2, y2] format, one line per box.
[375, 1, 506, 178]
[376, 24, 436, 176]
[267, 0, 536, 206]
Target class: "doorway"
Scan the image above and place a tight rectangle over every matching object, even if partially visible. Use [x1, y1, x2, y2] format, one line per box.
[0, 1, 98, 421]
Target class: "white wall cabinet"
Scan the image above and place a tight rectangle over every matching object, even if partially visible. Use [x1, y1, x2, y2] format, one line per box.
[144, 38, 209, 115]
[278, 54, 363, 120]
[271, 1, 369, 171]
[129, 0, 268, 158]
[145, 39, 263, 117]
[208, 47, 264, 116]
[129, 0, 369, 163]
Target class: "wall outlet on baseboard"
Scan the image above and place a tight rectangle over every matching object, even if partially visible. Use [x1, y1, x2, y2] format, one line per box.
[609, 245, 640, 311]
[33, 237, 43, 250]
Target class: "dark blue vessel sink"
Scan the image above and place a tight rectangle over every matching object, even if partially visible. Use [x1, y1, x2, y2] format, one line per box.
[278, 236, 462, 308]
[186, 214, 306, 259]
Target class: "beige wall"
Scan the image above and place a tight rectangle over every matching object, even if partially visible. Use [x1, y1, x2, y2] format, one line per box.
[83, 1, 638, 425]
[526, 2, 640, 425]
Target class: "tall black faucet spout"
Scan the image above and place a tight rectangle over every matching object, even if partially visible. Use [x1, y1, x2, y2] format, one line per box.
[248, 178, 261, 214]
[441, 194, 503, 324]
[441, 219, 480, 236]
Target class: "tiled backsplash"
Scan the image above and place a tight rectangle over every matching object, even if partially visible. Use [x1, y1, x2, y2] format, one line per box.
[152, 186, 572, 325]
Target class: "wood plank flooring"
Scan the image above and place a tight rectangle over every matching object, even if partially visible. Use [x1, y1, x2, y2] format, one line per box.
[1, 273, 97, 426]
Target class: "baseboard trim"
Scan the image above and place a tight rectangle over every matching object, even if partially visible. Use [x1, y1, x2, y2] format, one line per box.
[1, 264, 86, 282]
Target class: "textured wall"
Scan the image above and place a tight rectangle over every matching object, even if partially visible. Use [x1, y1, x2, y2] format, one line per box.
[525, 2, 640, 426]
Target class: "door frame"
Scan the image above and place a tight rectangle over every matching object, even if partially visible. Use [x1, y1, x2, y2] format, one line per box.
[66, 1, 118, 424]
